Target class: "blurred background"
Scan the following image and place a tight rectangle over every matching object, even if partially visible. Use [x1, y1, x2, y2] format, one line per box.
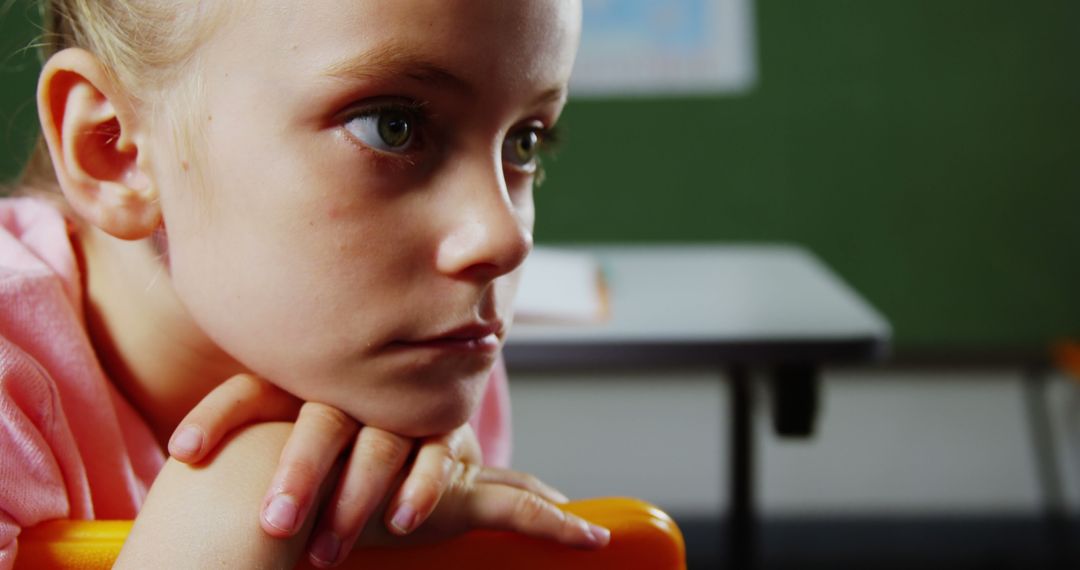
[3, 0, 1079, 568]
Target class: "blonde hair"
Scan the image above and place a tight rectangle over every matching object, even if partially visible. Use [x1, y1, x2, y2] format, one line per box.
[18, 0, 230, 191]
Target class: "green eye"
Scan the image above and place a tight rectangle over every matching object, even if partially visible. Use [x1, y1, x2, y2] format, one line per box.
[344, 107, 415, 151]
[503, 129, 541, 170]
[377, 112, 411, 148]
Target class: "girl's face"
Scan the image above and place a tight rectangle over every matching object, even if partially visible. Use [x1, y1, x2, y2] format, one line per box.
[150, 0, 580, 436]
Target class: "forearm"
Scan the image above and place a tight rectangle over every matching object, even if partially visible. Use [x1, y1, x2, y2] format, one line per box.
[121, 414, 602, 569]
[116, 422, 313, 569]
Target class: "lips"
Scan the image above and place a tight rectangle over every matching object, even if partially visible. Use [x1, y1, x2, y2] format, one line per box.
[394, 321, 504, 353]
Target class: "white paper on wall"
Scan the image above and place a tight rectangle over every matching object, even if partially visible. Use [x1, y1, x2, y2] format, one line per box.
[571, 0, 758, 97]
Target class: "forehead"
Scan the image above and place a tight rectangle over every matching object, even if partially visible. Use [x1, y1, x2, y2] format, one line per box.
[210, 0, 580, 96]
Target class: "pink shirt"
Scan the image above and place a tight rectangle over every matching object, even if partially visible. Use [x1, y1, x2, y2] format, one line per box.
[0, 197, 511, 568]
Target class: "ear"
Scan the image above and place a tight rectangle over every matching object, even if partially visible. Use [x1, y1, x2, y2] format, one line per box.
[37, 48, 160, 240]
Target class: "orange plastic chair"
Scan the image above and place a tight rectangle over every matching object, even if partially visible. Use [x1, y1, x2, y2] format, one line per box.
[15, 497, 686, 569]
[1054, 340, 1080, 383]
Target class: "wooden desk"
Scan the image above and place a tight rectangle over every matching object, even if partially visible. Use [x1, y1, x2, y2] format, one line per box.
[504, 244, 891, 569]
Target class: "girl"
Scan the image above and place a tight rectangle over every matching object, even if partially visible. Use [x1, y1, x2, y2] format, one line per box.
[0, 0, 605, 567]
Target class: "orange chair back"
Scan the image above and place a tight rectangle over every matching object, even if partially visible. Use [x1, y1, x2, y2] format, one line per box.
[16, 497, 686, 570]
[1055, 341, 1080, 384]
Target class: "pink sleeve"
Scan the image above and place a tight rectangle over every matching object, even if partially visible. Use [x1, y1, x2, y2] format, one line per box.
[468, 354, 512, 468]
[0, 339, 85, 570]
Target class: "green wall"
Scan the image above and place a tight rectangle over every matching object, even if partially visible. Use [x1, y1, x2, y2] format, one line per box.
[0, 2, 39, 182]
[3, 1, 1078, 352]
[535, 0, 1080, 353]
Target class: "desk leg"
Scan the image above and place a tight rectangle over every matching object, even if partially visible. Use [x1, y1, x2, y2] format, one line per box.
[728, 364, 756, 570]
[770, 364, 820, 438]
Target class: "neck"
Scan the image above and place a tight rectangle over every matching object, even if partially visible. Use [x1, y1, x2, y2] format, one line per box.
[75, 226, 246, 447]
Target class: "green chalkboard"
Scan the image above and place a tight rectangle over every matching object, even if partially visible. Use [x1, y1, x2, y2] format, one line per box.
[3, 1, 1078, 352]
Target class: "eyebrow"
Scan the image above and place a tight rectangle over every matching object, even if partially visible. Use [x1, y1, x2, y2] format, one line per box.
[531, 86, 568, 107]
[322, 42, 473, 95]
[321, 42, 567, 107]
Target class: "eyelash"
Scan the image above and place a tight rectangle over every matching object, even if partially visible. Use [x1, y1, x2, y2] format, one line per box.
[339, 99, 562, 174]
[340, 100, 428, 163]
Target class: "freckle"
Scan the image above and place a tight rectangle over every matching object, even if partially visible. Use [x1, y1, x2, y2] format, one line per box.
[207, 114, 213, 122]
[326, 206, 345, 220]
[181, 160, 190, 171]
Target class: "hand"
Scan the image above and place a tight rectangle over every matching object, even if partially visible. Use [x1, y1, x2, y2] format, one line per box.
[300, 432, 609, 566]
[356, 460, 613, 554]
[169, 374, 512, 566]
[138, 421, 610, 569]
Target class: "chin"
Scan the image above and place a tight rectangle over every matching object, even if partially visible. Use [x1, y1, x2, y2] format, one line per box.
[362, 366, 490, 438]
[361, 395, 476, 438]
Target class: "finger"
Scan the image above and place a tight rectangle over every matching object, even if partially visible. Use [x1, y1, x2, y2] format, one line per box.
[168, 374, 301, 463]
[464, 481, 610, 550]
[261, 402, 359, 538]
[382, 431, 465, 537]
[473, 466, 570, 504]
[450, 423, 484, 466]
[307, 427, 412, 568]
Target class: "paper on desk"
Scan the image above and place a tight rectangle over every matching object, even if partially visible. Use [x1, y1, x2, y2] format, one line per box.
[513, 247, 609, 323]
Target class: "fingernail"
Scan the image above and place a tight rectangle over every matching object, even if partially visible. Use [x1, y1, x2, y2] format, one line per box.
[588, 523, 611, 546]
[263, 494, 299, 533]
[169, 426, 203, 458]
[390, 504, 417, 534]
[309, 532, 341, 567]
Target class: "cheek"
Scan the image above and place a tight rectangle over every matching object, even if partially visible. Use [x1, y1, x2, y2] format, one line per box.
[163, 177, 439, 395]
[166, 230, 313, 364]
[161, 188, 386, 382]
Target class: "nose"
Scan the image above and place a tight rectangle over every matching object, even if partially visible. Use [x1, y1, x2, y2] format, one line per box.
[435, 159, 533, 282]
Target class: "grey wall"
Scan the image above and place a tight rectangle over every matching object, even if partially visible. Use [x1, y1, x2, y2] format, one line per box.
[508, 369, 1080, 518]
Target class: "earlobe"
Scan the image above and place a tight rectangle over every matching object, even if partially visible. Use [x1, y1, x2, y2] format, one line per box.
[37, 48, 160, 240]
